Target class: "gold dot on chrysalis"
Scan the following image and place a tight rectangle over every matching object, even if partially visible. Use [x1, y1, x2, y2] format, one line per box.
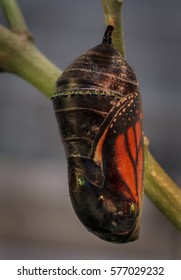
[99, 195, 104, 201]
[130, 203, 136, 214]
[78, 176, 85, 187]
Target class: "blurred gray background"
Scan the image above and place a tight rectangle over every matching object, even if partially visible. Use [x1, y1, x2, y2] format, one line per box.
[0, 0, 181, 259]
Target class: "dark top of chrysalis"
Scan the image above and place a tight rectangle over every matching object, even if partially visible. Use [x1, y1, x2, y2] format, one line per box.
[101, 25, 114, 45]
[55, 25, 138, 97]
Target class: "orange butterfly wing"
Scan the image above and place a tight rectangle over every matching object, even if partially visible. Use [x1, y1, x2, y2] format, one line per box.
[93, 92, 144, 206]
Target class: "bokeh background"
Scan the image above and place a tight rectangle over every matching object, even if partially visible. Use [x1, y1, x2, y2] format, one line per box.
[0, 0, 181, 259]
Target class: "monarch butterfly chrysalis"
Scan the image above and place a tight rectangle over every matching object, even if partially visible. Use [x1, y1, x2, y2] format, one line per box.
[52, 25, 144, 243]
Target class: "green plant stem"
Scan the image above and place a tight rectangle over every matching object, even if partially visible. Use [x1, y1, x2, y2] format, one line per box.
[0, 0, 30, 35]
[0, 0, 181, 232]
[101, 0, 125, 57]
[0, 25, 61, 97]
[144, 138, 181, 231]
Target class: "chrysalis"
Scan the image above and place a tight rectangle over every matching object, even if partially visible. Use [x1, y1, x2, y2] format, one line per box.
[51, 26, 144, 243]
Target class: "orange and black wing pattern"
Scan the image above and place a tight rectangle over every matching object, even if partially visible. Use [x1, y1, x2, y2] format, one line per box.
[101, 92, 143, 206]
[91, 91, 144, 242]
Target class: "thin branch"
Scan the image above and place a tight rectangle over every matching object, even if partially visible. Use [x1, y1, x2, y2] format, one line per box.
[0, 0, 31, 37]
[144, 138, 181, 231]
[101, 0, 125, 57]
[0, 25, 61, 97]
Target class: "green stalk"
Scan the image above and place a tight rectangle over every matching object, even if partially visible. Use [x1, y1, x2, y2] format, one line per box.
[101, 0, 125, 57]
[0, 0, 30, 35]
[0, 25, 61, 97]
[144, 138, 181, 231]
